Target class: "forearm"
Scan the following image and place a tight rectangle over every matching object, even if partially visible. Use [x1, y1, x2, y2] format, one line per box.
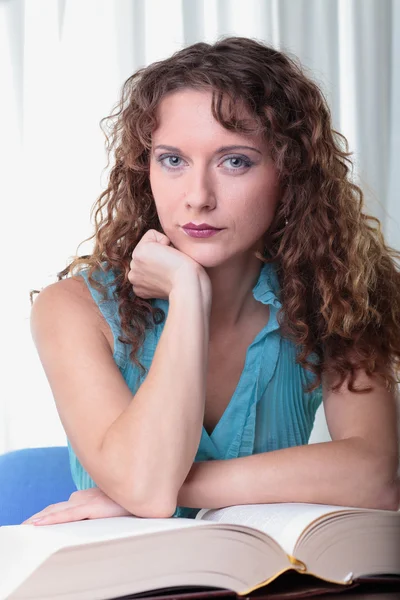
[178, 437, 399, 511]
[101, 269, 211, 516]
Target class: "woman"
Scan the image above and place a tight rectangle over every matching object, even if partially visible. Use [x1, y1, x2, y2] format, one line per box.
[24, 36, 399, 525]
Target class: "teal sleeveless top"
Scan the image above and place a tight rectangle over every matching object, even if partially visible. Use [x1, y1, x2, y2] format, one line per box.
[67, 261, 323, 518]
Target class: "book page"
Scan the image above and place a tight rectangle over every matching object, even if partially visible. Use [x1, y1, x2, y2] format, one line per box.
[0, 517, 207, 600]
[197, 503, 350, 556]
[2, 515, 206, 547]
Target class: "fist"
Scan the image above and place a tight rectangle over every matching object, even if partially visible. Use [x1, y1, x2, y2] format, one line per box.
[128, 229, 204, 300]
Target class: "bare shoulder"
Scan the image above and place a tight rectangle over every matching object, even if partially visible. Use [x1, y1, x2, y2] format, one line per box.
[31, 275, 114, 352]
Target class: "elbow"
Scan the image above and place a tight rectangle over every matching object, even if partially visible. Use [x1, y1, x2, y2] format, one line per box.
[364, 452, 399, 511]
[99, 436, 178, 518]
[346, 439, 399, 510]
[118, 474, 178, 518]
[105, 475, 178, 518]
[374, 479, 399, 511]
[130, 503, 177, 519]
[100, 479, 177, 518]
[374, 450, 399, 510]
[365, 481, 399, 511]
[118, 473, 178, 518]
[123, 493, 177, 518]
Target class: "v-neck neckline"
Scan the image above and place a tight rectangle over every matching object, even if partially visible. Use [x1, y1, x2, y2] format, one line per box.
[201, 316, 271, 444]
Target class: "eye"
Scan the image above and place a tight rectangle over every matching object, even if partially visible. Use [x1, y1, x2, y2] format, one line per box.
[156, 154, 254, 172]
[222, 156, 253, 170]
[157, 155, 184, 169]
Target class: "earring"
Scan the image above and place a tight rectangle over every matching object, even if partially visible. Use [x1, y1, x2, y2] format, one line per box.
[285, 218, 288, 226]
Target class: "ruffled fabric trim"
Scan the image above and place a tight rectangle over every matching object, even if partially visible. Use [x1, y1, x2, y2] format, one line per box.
[79, 265, 129, 371]
[252, 260, 282, 309]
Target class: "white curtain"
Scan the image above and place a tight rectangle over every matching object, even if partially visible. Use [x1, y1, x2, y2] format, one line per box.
[1, 0, 399, 454]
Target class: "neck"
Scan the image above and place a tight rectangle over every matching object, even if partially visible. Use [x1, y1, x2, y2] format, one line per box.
[205, 253, 265, 334]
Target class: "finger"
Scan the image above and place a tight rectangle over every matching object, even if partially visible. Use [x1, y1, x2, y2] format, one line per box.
[22, 502, 69, 523]
[23, 503, 91, 526]
[22, 500, 83, 524]
[25, 501, 131, 525]
[142, 229, 171, 245]
[21, 489, 105, 524]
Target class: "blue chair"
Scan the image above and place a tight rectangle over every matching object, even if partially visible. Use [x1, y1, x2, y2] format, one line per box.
[0, 446, 77, 526]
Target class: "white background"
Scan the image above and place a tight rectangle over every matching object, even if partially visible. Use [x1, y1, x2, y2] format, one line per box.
[1, 0, 399, 453]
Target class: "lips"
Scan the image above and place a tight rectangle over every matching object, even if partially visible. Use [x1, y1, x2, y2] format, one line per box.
[182, 222, 222, 230]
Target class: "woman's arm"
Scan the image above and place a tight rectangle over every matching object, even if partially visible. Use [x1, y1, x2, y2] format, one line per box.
[23, 368, 398, 527]
[31, 231, 212, 519]
[99, 268, 211, 517]
[178, 369, 399, 511]
[178, 438, 399, 511]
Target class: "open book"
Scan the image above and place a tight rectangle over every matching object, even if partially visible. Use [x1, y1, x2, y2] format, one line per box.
[1, 502, 399, 600]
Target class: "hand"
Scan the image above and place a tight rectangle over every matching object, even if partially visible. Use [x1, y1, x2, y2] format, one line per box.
[129, 229, 208, 300]
[21, 487, 133, 526]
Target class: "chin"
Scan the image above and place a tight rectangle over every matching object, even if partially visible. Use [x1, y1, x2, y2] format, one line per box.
[183, 246, 239, 270]
[193, 256, 228, 269]
[189, 251, 227, 269]
[169, 238, 223, 266]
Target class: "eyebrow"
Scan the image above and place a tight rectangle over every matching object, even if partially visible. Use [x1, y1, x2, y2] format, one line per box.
[154, 144, 262, 155]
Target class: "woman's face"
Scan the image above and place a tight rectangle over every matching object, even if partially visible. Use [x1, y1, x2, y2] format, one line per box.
[149, 88, 281, 268]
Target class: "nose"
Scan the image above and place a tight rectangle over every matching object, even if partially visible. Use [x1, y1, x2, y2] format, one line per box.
[183, 166, 216, 211]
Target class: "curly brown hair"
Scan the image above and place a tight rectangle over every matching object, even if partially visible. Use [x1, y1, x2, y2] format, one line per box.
[31, 36, 400, 397]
